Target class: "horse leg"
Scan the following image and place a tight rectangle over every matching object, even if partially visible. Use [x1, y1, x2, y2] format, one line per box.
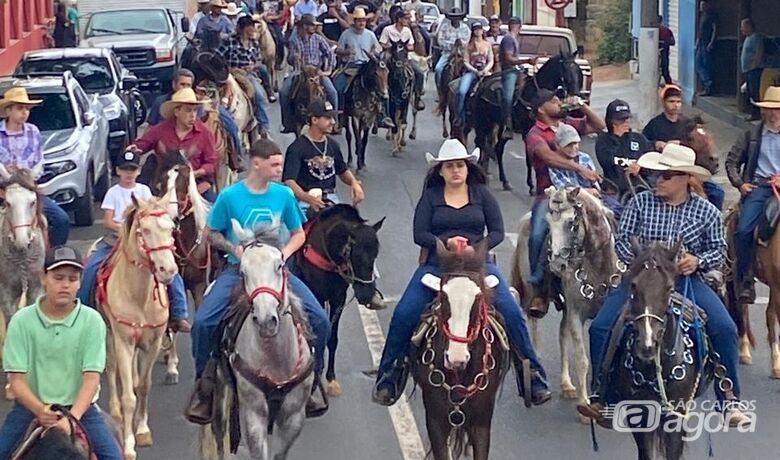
[113, 337, 139, 460]
[496, 139, 512, 191]
[469, 423, 492, 460]
[164, 332, 180, 385]
[441, 101, 448, 139]
[559, 309, 576, 400]
[409, 105, 417, 141]
[530, 317, 540, 349]
[662, 431, 685, 460]
[239, 393, 270, 459]
[345, 116, 354, 166]
[326, 301, 347, 397]
[358, 124, 370, 171]
[767, 291, 780, 378]
[134, 339, 162, 447]
[106, 331, 122, 422]
[525, 150, 535, 196]
[632, 432, 654, 460]
[272, 377, 312, 460]
[425, 411, 451, 460]
[570, 313, 591, 423]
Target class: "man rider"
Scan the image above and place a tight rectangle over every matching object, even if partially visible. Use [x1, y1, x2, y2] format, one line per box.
[379, 9, 426, 112]
[433, 7, 470, 90]
[195, 0, 235, 40]
[726, 86, 780, 304]
[525, 89, 605, 318]
[499, 17, 536, 140]
[317, 0, 351, 45]
[578, 144, 752, 428]
[191, 138, 331, 416]
[485, 15, 505, 47]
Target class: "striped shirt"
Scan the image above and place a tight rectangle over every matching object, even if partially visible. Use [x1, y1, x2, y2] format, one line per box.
[0, 121, 43, 172]
[436, 21, 470, 52]
[290, 32, 333, 71]
[615, 191, 725, 273]
[549, 151, 597, 189]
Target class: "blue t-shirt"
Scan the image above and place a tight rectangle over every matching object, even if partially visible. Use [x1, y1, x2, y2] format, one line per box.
[741, 33, 765, 73]
[208, 181, 303, 264]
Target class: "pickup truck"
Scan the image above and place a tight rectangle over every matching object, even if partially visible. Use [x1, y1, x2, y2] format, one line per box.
[80, 7, 189, 101]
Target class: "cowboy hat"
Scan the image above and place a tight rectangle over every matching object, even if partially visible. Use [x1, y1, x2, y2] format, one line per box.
[352, 7, 370, 20]
[0, 87, 42, 114]
[636, 144, 711, 179]
[160, 88, 207, 120]
[754, 86, 780, 109]
[298, 14, 321, 27]
[223, 2, 241, 15]
[444, 7, 467, 18]
[209, 0, 229, 8]
[193, 52, 229, 84]
[425, 139, 480, 165]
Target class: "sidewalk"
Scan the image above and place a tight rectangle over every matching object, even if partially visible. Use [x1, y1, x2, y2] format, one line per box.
[588, 79, 743, 207]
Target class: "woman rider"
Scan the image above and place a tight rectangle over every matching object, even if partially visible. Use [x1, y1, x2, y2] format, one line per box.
[372, 139, 551, 406]
[455, 21, 494, 127]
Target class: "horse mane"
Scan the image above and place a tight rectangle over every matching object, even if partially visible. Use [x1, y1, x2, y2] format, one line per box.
[22, 425, 88, 460]
[318, 204, 366, 224]
[577, 188, 616, 238]
[437, 243, 486, 278]
[156, 150, 212, 231]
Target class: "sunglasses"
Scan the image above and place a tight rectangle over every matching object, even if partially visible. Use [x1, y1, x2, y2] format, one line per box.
[653, 171, 688, 181]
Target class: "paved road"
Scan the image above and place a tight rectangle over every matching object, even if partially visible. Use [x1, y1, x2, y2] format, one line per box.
[2, 80, 778, 459]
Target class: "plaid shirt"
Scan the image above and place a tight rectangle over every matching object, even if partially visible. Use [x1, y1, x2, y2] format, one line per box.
[0, 121, 43, 173]
[436, 21, 470, 52]
[615, 191, 725, 273]
[217, 36, 262, 69]
[549, 151, 597, 189]
[290, 32, 333, 71]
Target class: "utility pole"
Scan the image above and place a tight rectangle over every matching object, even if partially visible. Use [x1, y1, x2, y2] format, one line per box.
[468, 0, 481, 17]
[637, 0, 660, 127]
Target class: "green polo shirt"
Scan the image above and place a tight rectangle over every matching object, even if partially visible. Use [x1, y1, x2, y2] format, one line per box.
[3, 298, 106, 406]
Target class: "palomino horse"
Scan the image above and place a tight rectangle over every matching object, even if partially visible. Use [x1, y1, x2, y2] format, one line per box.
[288, 65, 326, 136]
[545, 187, 621, 418]
[196, 91, 242, 193]
[293, 204, 384, 396]
[435, 43, 465, 140]
[96, 195, 178, 460]
[343, 54, 389, 171]
[384, 40, 418, 155]
[412, 240, 509, 460]
[201, 222, 314, 460]
[254, 17, 279, 94]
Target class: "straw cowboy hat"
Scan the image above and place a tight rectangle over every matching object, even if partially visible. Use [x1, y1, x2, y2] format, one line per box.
[224, 2, 241, 16]
[352, 7, 371, 21]
[754, 86, 780, 109]
[0, 87, 42, 115]
[209, 0, 229, 8]
[636, 144, 711, 179]
[425, 139, 480, 165]
[160, 88, 207, 120]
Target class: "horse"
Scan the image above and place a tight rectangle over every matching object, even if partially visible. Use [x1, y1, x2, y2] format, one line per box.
[254, 17, 279, 94]
[293, 204, 384, 396]
[197, 94, 242, 192]
[200, 221, 314, 460]
[95, 194, 178, 460]
[343, 54, 390, 171]
[412, 239, 509, 460]
[288, 65, 326, 136]
[545, 187, 621, 419]
[435, 42, 465, 140]
[384, 40, 417, 155]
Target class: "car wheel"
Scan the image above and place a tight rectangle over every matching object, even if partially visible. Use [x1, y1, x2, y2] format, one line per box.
[74, 169, 95, 227]
[94, 162, 110, 202]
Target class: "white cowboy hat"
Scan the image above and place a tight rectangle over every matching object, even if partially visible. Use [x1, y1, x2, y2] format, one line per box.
[209, 0, 229, 8]
[160, 88, 207, 120]
[224, 2, 241, 15]
[0, 87, 42, 115]
[754, 86, 780, 109]
[636, 144, 711, 179]
[425, 139, 480, 165]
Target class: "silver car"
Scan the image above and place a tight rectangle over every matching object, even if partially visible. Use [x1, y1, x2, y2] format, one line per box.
[0, 72, 110, 226]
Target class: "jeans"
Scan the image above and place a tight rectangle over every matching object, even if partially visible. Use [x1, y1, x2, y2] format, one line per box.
[434, 52, 450, 88]
[528, 198, 550, 286]
[601, 195, 624, 220]
[660, 47, 672, 84]
[268, 23, 285, 67]
[256, 63, 272, 91]
[696, 45, 713, 91]
[378, 263, 547, 381]
[457, 71, 478, 120]
[703, 180, 725, 210]
[42, 196, 69, 246]
[735, 183, 774, 280]
[279, 75, 339, 130]
[217, 105, 242, 156]
[246, 73, 271, 130]
[332, 70, 350, 110]
[745, 68, 763, 103]
[192, 264, 330, 377]
[501, 68, 520, 124]
[589, 276, 741, 402]
[0, 403, 123, 460]
[77, 240, 189, 320]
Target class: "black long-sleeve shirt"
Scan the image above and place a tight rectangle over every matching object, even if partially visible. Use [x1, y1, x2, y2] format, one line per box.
[595, 131, 653, 194]
[413, 184, 504, 264]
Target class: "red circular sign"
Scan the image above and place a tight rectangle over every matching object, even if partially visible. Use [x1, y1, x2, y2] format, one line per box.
[545, 0, 572, 10]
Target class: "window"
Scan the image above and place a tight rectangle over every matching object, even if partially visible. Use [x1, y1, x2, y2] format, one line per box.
[86, 9, 170, 37]
[517, 34, 572, 56]
[17, 57, 115, 94]
[26, 93, 77, 132]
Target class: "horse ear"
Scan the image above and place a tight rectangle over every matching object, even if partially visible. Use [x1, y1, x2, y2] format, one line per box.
[567, 186, 581, 202]
[670, 239, 684, 259]
[544, 185, 557, 198]
[231, 218, 254, 243]
[30, 163, 43, 181]
[630, 235, 642, 256]
[372, 217, 386, 232]
[0, 164, 11, 181]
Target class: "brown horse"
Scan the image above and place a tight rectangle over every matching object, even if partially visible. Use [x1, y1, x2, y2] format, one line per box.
[343, 54, 389, 171]
[435, 43, 465, 139]
[289, 65, 326, 136]
[412, 240, 509, 460]
[197, 95, 242, 192]
[255, 17, 279, 94]
[680, 115, 719, 199]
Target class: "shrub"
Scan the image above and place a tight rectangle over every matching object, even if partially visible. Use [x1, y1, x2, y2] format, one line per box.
[597, 0, 632, 65]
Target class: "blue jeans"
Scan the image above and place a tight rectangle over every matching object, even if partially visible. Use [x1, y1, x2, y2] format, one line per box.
[434, 52, 450, 88]
[696, 45, 713, 90]
[589, 276, 741, 402]
[279, 75, 339, 130]
[501, 68, 521, 124]
[0, 403, 123, 460]
[42, 196, 69, 246]
[528, 198, 549, 286]
[246, 73, 270, 130]
[601, 194, 624, 220]
[268, 23, 284, 66]
[703, 180, 725, 210]
[192, 264, 330, 377]
[218, 105, 242, 156]
[735, 183, 774, 280]
[77, 240, 189, 320]
[378, 263, 547, 380]
[745, 68, 764, 103]
[457, 71, 478, 120]
[332, 71, 350, 110]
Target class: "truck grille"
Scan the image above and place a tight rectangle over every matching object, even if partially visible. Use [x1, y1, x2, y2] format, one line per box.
[114, 47, 155, 68]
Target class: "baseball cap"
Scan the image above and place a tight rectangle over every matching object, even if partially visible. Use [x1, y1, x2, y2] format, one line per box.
[508, 16, 522, 26]
[44, 245, 84, 272]
[606, 99, 632, 121]
[555, 124, 581, 148]
[117, 150, 141, 169]
[489, 15, 500, 23]
[531, 89, 556, 111]
[308, 100, 337, 120]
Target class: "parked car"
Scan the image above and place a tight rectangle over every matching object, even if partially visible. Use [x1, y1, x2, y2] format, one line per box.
[400, 1, 440, 31]
[80, 7, 189, 102]
[13, 47, 145, 169]
[0, 72, 110, 226]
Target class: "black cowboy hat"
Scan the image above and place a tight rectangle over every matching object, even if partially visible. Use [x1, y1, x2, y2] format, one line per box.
[444, 7, 467, 18]
[193, 52, 229, 84]
[299, 14, 321, 27]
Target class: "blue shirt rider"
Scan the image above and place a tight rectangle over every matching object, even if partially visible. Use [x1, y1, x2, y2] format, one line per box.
[498, 16, 536, 140]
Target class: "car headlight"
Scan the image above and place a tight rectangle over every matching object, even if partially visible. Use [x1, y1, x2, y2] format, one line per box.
[156, 48, 174, 63]
[103, 100, 123, 121]
[42, 160, 77, 182]
[43, 146, 74, 160]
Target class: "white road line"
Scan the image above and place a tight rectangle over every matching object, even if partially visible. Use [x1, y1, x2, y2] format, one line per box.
[506, 232, 518, 248]
[508, 151, 525, 160]
[357, 307, 426, 460]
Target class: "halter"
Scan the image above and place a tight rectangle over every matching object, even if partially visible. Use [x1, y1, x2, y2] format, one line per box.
[132, 209, 178, 273]
[437, 274, 489, 345]
[242, 241, 291, 314]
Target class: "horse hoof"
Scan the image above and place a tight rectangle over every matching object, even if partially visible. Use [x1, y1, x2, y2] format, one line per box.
[409, 132, 416, 140]
[136, 432, 153, 447]
[400, 139, 407, 147]
[165, 372, 179, 385]
[502, 182, 513, 191]
[771, 370, 780, 379]
[372, 126, 378, 135]
[326, 380, 342, 397]
[561, 388, 578, 400]
[124, 452, 137, 460]
[740, 355, 753, 365]
[385, 132, 391, 141]
[442, 131, 448, 139]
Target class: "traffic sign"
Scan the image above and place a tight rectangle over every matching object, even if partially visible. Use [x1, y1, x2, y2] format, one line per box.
[545, 0, 572, 10]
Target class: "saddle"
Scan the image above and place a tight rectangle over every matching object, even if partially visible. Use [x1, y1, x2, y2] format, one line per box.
[11, 405, 94, 460]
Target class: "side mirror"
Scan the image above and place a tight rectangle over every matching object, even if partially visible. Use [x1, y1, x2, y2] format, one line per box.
[576, 45, 584, 57]
[83, 111, 95, 126]
[181, 17, 190, 33]
[121, 74, 139, 91]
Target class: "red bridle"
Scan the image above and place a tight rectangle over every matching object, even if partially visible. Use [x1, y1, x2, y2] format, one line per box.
[247, 265, 288, 306]
[438, 289, 489, 345]
[133, 210, 177, 268]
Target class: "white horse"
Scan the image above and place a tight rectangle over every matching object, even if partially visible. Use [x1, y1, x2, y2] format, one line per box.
[201, 221, 313, 460]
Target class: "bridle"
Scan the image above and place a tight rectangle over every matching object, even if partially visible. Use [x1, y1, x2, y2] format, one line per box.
[130, 209, 177, 273]
[437, 274, 489, 345]
[2, 183, 40, 236]
[242, 241, 291, 315]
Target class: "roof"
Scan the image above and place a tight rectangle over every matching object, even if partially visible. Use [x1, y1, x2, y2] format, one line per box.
[519, 25, 576, 38]
[88, 7, 170, 14]
[22, 48, 112, 61]
[0, 76, 67, 93]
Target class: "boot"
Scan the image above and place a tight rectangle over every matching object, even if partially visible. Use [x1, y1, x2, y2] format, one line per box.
[724, 403, 753, 428]
[184, 359, 218, 424]
[576, 394, 613, 429]
[527, 284, 549, 319]
[512, 352, 551, 407]
[365, 291, 387, 310]
[372, 359, 409, 406]
[169, 318, 192, 333]
[305, 374, 329, 418]
[738, 277, 756, 304]
[501, 116, 514, 140]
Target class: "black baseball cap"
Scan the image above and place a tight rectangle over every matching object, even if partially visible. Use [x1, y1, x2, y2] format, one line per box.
[531, 89, 556, 111]
[308, 100, 337, 120]
[606, 99, 632, 121]
[508, 16, 522, 25]
[117, 150, 141, 169]
[44, 245, 84, 272]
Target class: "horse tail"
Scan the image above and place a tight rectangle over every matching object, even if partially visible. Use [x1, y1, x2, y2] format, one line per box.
[450, 427, 470, 459]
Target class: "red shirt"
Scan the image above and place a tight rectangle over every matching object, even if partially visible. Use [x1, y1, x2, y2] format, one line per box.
[525, 116, 587, 196]
[135, 119, 218, 180]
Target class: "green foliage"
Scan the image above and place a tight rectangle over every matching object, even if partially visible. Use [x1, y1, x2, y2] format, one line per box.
[597, 0, 632, 65]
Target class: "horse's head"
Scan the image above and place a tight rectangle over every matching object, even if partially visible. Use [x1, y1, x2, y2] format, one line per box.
[231, 219, 287, 337]
[348, 217, 384, 305]
[367, 53, 390, 99]
[386, 40, 409, 64]
[0, 165, 42, 249]
[539, 53, 583, 100]
[681, 116, 719, 174]
[628, 240, 681, 362]
[124, 195, 178, 284]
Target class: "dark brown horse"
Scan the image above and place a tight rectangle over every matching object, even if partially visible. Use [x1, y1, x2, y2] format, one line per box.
[289, 65, 326, 137]
[412, 240, 509, 460]
[384, 40, 416, 155]
[435, 42, 465, 139]
[343, 54, 390, 171]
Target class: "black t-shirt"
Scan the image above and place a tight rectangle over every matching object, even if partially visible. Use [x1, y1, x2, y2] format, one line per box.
[642, 113, 688, 143]
[698, 13, 717, 46]
[595, 131, 653, 195]
[283, 135, 348, 192]
[318, 12, 347, 42]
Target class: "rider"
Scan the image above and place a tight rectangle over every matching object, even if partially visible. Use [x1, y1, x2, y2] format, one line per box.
[378, 9, 426, 112]
[216, 15, 273, 133]
[525, 89, 605, 318]
[128, 88, 218, 202]
[0, 246, 123, 459]
[498, 17, 535, 140]
[578, 145, 752, 427]
[195, 0, 235, 41]
[293, 0, 319, 19]
[257, 1, 286, 70]
[317, 0, 351, 45]
[0, 86, 70, 246]
[191, 138, 331, 415]
[433, 7, 470, 90]
[372, 139, 552, 407]
[76, 151, 192, 333]
[485, 15, 505, 48]
[455, 21, 494, 127]
[190, 0, 212, 39]
[332, 7, 394, 129]
[281, 14, 339, 133]
[726, 86, 780, 304]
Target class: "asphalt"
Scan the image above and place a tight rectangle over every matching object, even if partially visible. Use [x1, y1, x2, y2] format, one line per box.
[1, 78, 778, 460]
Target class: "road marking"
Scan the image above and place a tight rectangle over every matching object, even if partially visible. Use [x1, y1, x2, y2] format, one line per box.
[755, 296, 769, 305]
[506, 232, 518, 248]
[357, 306, 426, 460]
[508, 151, 525, 160]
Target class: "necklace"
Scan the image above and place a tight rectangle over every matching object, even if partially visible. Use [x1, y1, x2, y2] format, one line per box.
[305, 134, 328, 157]
[304, 135, 335, 181]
